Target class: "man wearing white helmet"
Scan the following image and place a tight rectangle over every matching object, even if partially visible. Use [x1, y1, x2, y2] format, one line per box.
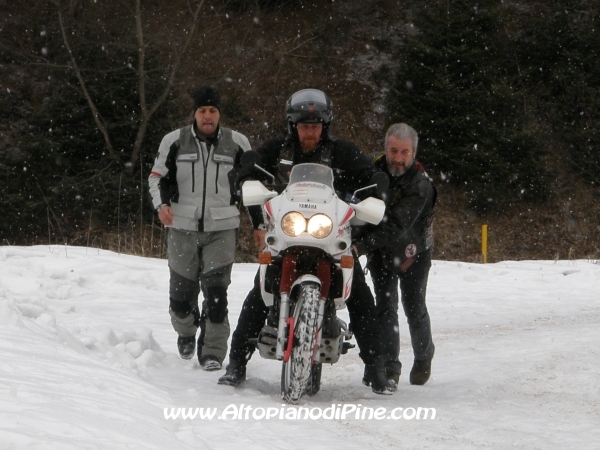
[218, 89, 393, 395]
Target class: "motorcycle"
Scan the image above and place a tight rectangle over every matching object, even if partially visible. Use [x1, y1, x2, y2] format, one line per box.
[240, 155, 386, 403]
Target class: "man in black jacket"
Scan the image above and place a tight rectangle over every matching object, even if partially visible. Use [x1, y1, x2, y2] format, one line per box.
[355, 123, 437, 387]
[218, 89, 393, 394]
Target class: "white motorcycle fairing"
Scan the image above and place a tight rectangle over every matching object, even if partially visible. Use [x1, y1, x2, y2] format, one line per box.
[241, 162, 385, 403]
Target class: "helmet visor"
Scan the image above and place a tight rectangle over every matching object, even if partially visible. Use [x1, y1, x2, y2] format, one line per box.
[286, 89, 332, 125]
[289, 89, 328, 107]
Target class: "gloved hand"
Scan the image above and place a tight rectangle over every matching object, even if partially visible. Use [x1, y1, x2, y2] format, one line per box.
[369, 172, 389, 200]
[240, 150, 263, 171]
[229, 150, 265, 202]
[228, 168, 253, 204]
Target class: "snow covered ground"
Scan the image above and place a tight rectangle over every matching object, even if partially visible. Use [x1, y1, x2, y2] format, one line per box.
[1, 245, 599, 449]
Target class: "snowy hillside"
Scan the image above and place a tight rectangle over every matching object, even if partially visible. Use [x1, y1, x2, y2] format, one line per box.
[1, 246, 599, 449]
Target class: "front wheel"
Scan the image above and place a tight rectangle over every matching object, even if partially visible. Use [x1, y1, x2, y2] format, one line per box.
[281, 282, 321, 404]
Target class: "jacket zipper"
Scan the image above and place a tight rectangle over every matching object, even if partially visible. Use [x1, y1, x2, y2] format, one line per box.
[215, 164, 219, 194]
[192, 163, 195, 192]
[200, 143, 209, 230]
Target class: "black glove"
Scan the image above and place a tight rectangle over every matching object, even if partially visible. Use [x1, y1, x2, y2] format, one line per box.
[240, 150, 263, 170]
[370, 172, 389, 200]
[229, 151, 265, 200]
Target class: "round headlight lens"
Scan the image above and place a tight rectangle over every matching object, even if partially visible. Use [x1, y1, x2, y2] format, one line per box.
[281, 212, 306, 237]
[307, 214, 333, 239]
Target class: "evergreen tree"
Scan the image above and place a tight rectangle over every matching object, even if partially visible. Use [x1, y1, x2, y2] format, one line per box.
[0, 0, 194, 245]
[516, 0, 600, 186]
[1, 50, 176, 245]
[386, 0, 548, 211]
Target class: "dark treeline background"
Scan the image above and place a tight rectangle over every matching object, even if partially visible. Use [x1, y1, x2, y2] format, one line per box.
[1, 0, 599, 261]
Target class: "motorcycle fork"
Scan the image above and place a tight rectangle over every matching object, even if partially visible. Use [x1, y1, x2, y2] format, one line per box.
[275, 254, 332, 361]
[276, 253, 297, 360]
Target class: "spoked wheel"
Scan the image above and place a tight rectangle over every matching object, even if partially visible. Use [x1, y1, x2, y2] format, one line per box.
[281, 282, 320, 404]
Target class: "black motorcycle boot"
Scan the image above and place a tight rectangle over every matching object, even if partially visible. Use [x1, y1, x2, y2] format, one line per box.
[363, 364, 400, 392]
[177, 335, 196, 360]
[217, 361, 247, 387]
[362, 364, 376, 387]
[362, 364, 394, 395]
[385, 367, 401, 391]
[410, 345, 435, 385]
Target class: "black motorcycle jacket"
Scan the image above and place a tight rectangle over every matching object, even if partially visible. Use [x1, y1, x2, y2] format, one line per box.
[355, 154, 437, 272]
[234, 134, 381, 229]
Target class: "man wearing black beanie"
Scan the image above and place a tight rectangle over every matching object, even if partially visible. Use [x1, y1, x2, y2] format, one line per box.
[149, 86, 252, 371]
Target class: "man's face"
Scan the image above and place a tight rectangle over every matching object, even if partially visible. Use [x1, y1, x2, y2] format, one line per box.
[385, 135, 415, 176]
[296, 122, 323, 152]
[194, 106, 220, 137]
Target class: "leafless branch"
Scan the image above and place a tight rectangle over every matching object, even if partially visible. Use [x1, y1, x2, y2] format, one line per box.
[280, 35, 320, 55]
[29, 62, 73, 70]
[56, 0, 117, 160]
[129, 0, 205, 167]
[135, 0, 147, 117]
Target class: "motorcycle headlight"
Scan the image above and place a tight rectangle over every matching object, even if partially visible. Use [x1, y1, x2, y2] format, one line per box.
[307, 214, 333, 239]
[281, 212, 306, 237]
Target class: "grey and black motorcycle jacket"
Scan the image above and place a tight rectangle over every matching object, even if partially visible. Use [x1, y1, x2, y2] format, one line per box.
[355, 154, 437, 272]
[148, 124, 252, 232]
[233, 134, 381, 229]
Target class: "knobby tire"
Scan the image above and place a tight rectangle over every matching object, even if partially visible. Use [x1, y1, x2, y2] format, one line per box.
[281, 282, 320, 404]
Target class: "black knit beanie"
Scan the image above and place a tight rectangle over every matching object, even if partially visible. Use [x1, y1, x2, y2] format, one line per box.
[193, 86, 221, 111]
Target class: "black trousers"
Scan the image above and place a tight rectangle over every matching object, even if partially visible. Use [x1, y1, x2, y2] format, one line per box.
[367, 248, 434, 375]
[228, 254, 382, 367]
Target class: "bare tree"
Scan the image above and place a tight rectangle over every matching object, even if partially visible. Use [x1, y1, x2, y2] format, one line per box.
[55, 0, 205, 168]
[56, 0, 118, 160]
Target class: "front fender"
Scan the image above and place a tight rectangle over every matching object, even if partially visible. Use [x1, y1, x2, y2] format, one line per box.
[290, 275, 322, 299]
